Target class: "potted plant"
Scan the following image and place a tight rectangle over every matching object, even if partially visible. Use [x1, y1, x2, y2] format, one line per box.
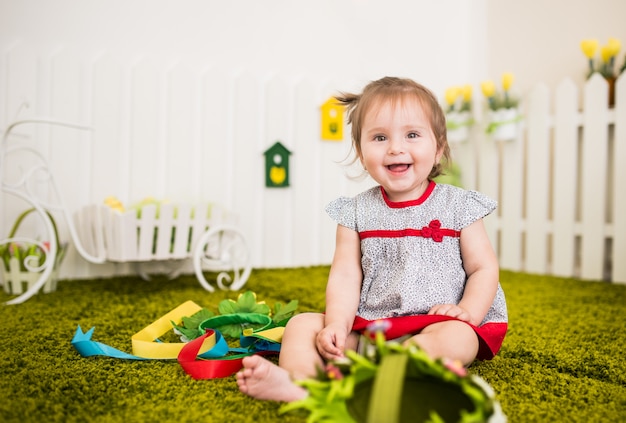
[444, 84, 474, 143]
[281, 321, 505, 423]
[580, 37, 624, 107]
[0, 208, 67, 295]
[481, 72, 521, 142]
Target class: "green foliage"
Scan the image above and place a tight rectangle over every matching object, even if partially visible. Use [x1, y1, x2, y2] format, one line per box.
[170, 308, 214, 341]
[218, 291, 271, 315]
[171, 291, 299, 341]
[0, 267, 625, 422]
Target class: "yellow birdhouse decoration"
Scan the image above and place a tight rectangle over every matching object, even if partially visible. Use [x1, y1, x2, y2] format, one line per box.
[320, 97, 344, 141]
[264, 141, 292, 188]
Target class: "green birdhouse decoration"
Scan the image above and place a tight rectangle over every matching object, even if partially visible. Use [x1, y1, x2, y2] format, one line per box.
[264, 141, 292, 188]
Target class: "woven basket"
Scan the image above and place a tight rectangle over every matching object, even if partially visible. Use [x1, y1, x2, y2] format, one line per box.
[0, 208, 67, 295]
[281, 334, 505, 423]
[347, 353, 480, 422]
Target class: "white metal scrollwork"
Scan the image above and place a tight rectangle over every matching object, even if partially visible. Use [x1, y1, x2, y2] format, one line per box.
[1, 117, 106, 305]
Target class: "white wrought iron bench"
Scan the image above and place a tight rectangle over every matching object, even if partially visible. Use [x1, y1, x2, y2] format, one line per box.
[1, 116, 250, 305]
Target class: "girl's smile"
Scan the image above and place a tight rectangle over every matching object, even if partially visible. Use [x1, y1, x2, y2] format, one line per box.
[386, 163, 411, 173]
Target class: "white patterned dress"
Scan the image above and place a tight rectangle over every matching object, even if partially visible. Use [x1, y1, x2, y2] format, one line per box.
[326, 181, 508, 359]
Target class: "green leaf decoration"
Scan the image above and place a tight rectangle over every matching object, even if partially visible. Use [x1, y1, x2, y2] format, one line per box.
[272, 300, 298, 325]
[218, 291, 271, 316]
[217, 320, 268, 339]
[170, 308, 214, 341]
[171, 291, 298, 341]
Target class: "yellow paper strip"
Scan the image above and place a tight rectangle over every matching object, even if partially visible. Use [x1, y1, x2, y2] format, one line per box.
[131, 300, 214, 359]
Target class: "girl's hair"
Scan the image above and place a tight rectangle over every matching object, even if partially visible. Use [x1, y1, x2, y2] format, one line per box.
[336, 76, 451, 179]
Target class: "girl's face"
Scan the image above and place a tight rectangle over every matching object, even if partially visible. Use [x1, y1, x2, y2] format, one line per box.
[359, 97, 442, 203]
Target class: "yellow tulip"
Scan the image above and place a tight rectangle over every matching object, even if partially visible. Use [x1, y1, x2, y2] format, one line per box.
[104, 196, 117, 205]
[600, 45, 613, 64]
[461, 85, 472, 102]
[580, 39, 599, 59]
[480, 81, 495, 98]
[607, 37, 621, 56]
[444, 87, 460, 106]
[502, 73, 514, 92]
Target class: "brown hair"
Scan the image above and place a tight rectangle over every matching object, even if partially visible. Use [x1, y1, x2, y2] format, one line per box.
[336, 76, 451, 179]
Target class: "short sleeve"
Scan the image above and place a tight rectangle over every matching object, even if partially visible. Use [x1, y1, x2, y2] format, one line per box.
[325, 196, 357, 231]
[458, 190, 497, 229]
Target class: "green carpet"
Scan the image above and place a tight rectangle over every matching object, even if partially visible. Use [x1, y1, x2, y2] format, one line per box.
[1, 267, 625, 423]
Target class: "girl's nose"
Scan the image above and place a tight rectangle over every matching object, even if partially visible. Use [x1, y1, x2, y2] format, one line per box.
[387, 137, 404, 154]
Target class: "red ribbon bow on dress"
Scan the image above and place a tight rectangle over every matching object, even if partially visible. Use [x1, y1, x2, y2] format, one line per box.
[421, 220, 444, 242]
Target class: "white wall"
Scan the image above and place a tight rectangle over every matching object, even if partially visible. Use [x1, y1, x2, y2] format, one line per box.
[1, 0, 625, 280]
[0, 0, 487, 93]
[486, 0, 626, 104]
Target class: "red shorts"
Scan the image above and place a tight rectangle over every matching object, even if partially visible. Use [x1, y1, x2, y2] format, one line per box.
[352, 315, 507, 360]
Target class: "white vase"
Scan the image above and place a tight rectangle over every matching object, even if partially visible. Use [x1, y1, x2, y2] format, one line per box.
[446, 111, 472, 143]
[488, 108, 520, 142]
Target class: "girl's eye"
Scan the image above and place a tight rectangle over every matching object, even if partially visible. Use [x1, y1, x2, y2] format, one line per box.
[374, 135, 386, 142]
[407, 132, 419, 139]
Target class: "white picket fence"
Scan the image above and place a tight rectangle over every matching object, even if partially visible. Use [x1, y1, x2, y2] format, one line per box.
[74, 203, 234, 262]
[0, 45, 624, 283]
[453, 73, 625, 283]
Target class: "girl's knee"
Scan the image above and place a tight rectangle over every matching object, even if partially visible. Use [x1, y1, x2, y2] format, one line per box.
[407, 321, 479, 365]
[285, 312, 325, 332]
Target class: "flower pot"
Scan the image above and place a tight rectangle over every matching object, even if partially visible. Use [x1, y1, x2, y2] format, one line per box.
[1, 256, 62, 295]
[446, 111, 473, 143]
[487, 108, 521, 142]
[0, 208, 66, 295]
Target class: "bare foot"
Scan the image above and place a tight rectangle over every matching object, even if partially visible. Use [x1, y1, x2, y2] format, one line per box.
[236, 355, 308, 402]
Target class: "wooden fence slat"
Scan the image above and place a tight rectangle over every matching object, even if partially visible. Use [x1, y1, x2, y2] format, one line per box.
[1, 45, 46, 273]
[166, 64, 198, 200]
[201, 68, 232, 209]
[231, 72, 263, 268]
[552, 79, 579, 278]
[580, 73, 610, 280]
[525, 83, 550, 274]
[318, 81, 352, 266]
[49, 50, 92, 278]
[189, 203, 211, 250]
[129, 59, 161, 201]
[91, 55, 125, 203]
[612, 75, 626, 283]
[262, 75, 292, 268]
[137, 205, 157, 260]
[292, 78, 321, 266]
[171, 203, 192, 258]
[154, 203, 175, 259]
[476, 113, 500, 254]
[498, 122, 524, 272]
[450, 124, 478, 191]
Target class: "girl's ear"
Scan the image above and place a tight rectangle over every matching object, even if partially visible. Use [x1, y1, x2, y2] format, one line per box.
[435, 145, 445, 164]
[356, 144, 366, 169]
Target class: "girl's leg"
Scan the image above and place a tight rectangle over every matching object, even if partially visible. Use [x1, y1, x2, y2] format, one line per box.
[278, 312, 326, 379]
[236, 312, 325, 402]
[404, 320, 479, 366]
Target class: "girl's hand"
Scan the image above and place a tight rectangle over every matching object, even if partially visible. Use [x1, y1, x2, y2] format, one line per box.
[428, 304, 473, 323]
[316, 323, 348, 360]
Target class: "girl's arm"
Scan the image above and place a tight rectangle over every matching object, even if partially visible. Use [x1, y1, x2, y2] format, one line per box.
[429, 219, 499, 326]
[317, 224, 362, 359]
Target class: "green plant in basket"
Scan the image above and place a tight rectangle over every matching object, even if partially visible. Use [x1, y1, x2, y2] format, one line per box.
[0, 208, 67, 273]
[281, 321, 505, 423]
[1, 242, 47, 272]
